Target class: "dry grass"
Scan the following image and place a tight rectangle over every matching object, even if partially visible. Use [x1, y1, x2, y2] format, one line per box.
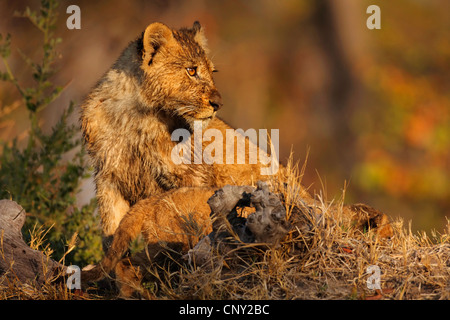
[1, 155, 449, 300]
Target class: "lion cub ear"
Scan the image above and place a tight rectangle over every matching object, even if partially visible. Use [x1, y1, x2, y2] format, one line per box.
[142, 22, 174, 65]
[192, 21, 209, 54]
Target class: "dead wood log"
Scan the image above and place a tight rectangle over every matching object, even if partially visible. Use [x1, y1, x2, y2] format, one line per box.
[246, 182, 291, 243]
[207, 182, 291, 245]
[186, 181, 291, 266]
[0, 200, 63, 285]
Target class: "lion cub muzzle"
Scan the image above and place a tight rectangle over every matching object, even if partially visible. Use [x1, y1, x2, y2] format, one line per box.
[208, 90, 223, 112]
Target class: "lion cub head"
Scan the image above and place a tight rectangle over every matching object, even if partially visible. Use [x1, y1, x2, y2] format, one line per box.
[139, 21, 222, 129]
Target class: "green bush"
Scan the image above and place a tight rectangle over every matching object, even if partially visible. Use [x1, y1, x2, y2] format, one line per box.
[0, 0, 102, 265]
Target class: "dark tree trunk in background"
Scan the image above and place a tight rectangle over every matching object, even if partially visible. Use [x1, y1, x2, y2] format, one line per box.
[312, 0, 366, 179]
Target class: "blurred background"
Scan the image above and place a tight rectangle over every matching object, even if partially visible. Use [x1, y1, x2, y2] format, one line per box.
[1, 0, 449, 234]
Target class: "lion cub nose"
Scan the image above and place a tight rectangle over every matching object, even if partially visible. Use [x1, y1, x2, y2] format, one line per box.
[209, 91, 223, 112]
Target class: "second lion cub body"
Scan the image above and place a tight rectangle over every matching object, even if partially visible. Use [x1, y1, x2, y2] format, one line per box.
[82, 187, 216, 297]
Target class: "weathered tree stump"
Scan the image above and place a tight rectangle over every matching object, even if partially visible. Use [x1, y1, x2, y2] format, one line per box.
[0, 200, 63, 285]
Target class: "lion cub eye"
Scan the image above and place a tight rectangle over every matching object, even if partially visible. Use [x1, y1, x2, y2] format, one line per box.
[186, 67, 197, 77]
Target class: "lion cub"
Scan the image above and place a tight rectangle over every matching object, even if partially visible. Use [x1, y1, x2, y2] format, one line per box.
[80, 21, 278, 250]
